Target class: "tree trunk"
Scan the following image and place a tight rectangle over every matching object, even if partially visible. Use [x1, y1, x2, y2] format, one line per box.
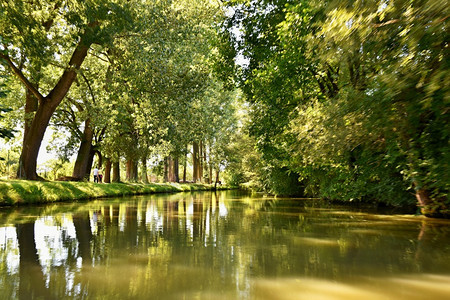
[96, 150, 103, 170]
[214, 169, 220, 190]
[141, 155, 148, 183]
[85, 147, 96, 180]
[193, 141, 199, 182]
[112, 160, 120, 183]
[22, 90, 38, 152]
[132, 160, 138, 182]
[166, 156, 179, 183]
[17, 90, 39, 178]
[209, 163, 213, 185]
[415, 188, 442, 217]
[163, 157, 169, 182]
[126, 160, 131, 181]
[199, 140, 203, 182]
[23, 84, 39, 140]
[167, 157, 173, 182]
[104, 158, 111, 183]
[126, 159, 136, 182]
[72, 118, 94, 180]
[18, 101, 59, 180]
[174, 156, 179, 183]
[141, 156, 148, 184]
[183, 147, 187, 182]
[125, 159, 138, 182]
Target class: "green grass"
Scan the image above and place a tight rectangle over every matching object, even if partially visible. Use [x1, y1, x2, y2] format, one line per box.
[0, 180, 227, 206]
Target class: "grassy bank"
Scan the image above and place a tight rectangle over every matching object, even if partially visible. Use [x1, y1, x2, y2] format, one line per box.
[0, 179, 227, 206]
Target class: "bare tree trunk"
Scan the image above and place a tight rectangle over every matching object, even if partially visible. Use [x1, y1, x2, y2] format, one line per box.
[96, 150, 103, 170]
[166, 156, 180, 183]
[214, 169, 220, 189]
[174, 156, 179, 183]
[126, 160, 132, 181]
[167, 157, 174, 182]
[112, 160, 120, 183]
[209, 164, 213, 185]
[126, 159, 138, 182]
[132, 160, 138, 182]
[415, 188, 438, 217]
[85, 147, 96, 181]
[17, 90, 39, 178]
[104, 158, 111, 183]
[207, 143, 212, 184]
[23, 85, 39, 142]
[162, 157, 167, 182]
[183, 146, 187, 182]
[72, 118, 94, 180]
[141, 155, 148, 183]
[193, 142, 199, 182]
[199, 140, 203, 182]
[18, 101, 59, 180]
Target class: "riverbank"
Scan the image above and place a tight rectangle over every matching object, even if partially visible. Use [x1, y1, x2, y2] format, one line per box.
[0, 179, 230, 206]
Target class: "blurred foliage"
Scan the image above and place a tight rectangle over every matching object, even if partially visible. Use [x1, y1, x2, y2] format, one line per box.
[222, 0, 449, 214]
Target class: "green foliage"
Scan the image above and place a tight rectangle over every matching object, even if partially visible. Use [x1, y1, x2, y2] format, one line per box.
[39, 159, 73, 181]
[0, 76, 15, 140]
[0, 106, 14, 140]
[262, 166, 304, 196]
[222, 0, 449, 214]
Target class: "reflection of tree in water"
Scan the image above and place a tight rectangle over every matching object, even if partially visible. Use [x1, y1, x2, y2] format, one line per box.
[415, 220, 450, 272]
[16, 222, 52, 300]
[73, 212, 93, 265]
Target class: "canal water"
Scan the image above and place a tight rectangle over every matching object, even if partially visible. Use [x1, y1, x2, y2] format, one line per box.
[0, 191, 449, 299]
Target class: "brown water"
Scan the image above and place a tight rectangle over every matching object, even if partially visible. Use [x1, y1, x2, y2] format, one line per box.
[0, 191, 449, 300]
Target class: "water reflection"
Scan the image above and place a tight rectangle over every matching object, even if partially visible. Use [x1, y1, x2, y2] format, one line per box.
[0, 191, 449, 299]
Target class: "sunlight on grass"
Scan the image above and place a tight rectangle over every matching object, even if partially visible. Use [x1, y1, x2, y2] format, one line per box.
[0, 180, 224, 206]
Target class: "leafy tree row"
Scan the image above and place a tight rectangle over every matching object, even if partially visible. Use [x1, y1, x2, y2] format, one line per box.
[1, 0, 238, 184]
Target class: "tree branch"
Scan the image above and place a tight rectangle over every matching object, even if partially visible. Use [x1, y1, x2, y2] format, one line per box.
[79, 71, 96, 104]
[88, 49, 110, 63]
[46, 36, 92, 107]
[66, 97, 84, 112]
